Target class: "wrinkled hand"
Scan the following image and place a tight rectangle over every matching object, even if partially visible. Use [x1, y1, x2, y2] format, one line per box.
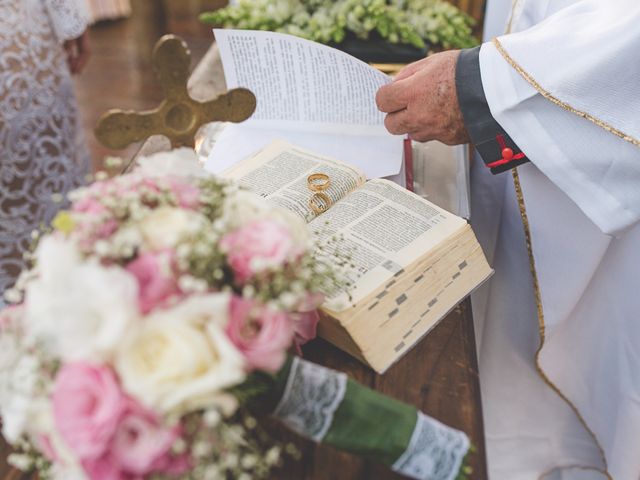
[63, 29, 90, 75]
[376, 50, 469, 145]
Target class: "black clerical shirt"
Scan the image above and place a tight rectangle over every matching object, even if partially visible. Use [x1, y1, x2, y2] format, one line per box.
[455, 46, 529, 174]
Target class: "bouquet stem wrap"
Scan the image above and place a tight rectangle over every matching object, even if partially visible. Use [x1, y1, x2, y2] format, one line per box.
[263, 357, 470, 480]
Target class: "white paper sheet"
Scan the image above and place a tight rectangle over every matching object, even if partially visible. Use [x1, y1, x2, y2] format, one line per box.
[206, 124, 403, 179]
[208, 29, 404, 179]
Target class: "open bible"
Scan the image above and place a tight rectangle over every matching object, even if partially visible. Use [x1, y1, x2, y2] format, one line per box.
[222, 141, 492, 373]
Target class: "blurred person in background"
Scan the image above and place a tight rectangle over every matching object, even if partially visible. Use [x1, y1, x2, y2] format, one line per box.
[0, 0, 91, 304]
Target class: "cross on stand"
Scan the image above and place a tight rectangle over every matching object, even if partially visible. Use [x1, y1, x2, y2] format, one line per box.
[95, 35, 256, 150]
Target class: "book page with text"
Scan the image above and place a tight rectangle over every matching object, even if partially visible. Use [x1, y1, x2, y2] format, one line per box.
[222, 141, 366, 222]
[312, 179, 466, 310]
[215, 29, 392, 134]
[205, 123, 404, 179]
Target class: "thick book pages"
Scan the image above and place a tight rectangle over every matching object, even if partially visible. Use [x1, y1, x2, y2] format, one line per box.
[222, 141, 492, 373]
[208, 29, 404, 180]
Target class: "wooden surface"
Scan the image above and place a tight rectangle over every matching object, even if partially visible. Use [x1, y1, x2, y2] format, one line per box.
[1, 3, 488, 479]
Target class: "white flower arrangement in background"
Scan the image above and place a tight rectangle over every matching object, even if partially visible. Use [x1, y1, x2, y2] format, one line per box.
[202, 0, 478, 50]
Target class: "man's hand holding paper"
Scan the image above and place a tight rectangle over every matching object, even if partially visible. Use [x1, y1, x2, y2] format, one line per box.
[375, 50, 469, 145]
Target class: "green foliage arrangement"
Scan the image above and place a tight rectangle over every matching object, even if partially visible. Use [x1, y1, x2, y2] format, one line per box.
[200, 0, 478, 50]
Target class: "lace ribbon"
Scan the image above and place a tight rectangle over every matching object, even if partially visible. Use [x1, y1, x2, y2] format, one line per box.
[392, 412, 470, 480]
[273, 357, 347, 442]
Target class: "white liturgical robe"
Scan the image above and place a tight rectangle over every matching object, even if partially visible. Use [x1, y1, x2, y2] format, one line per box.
[470, 0, 640, 479]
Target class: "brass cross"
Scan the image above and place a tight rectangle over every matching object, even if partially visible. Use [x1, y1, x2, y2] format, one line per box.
[95, 34, 256, 150]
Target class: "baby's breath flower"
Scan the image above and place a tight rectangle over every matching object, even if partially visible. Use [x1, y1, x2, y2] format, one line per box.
[172, 437, 188, 455]
[103, 156, 124, 169]
[242, 284, 256, 298]
[193, 441, 213, 458]
[244, 416, 257, 429]
[94, 240, 110, 256]
[8, 453, 32, 471]
[203, 465, 223, 480]
[224, 453, 239, 469]
[279, 292, 298, 310]
[4, 288, 22, 304]
[265, 446, 281, 466]
[204, 409, 222, 427]
[241, 454, 258, 469]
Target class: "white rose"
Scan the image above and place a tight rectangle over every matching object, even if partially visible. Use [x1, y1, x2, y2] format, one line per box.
[25, 241, 139, 362]
[34, 236, 82, 282]
[138, 207, 206, 250]
[115, 294, 246, 416]
[135, 147, 208, 178]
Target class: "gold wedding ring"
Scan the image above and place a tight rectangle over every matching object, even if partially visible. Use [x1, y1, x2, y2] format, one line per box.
[309, 192, 332, 214]
[307, 173, 331, 192]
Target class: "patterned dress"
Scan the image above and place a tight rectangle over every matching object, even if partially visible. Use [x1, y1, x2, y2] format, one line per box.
[0, 0, 90, 300]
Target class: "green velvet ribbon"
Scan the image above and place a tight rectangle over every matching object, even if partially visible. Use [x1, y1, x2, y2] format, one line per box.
[323, 379, 416, 466]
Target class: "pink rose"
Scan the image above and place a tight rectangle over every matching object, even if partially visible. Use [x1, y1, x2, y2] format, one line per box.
[227, 296, 294, 373]
[289, 293, 323, 353]
[83, 398, 188, 480]
[75, 218, 120, 253]
[73, 196, 108, 215]
[220, 219, 300, 283]
[290, 310, 320, 352]
[52, 363, 126, 460]
[128, 178, 161, 199]
[95, 218, 119, 238]
[126, 251, 181, 314]
[168, 179, 200, 209]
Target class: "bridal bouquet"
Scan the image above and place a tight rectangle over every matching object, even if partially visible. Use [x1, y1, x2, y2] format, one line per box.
[1, 149, 471, 480]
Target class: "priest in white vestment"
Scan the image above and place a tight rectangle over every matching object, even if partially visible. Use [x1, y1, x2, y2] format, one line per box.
[376, 0, 640, 478]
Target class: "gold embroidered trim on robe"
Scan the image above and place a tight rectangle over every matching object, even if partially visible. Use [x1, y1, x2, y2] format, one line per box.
[511, 169, 612, 480]
[499, 8, 614, 476]
[494, 37, 640, 148]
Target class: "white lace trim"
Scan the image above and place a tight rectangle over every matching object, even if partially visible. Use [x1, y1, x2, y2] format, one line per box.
[392, 412, 470, 480]
[273, 357, 347, 442]
[43, 0, 90, 42]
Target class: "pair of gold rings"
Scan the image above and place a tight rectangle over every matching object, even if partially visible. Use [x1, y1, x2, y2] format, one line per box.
[307, 173, 331, 214]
